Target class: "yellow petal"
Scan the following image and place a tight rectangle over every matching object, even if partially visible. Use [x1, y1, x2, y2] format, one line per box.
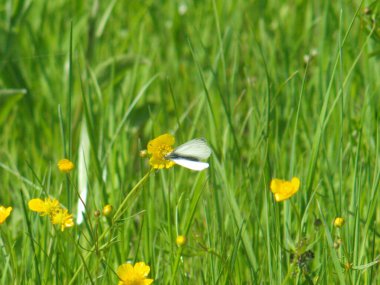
[144, 279, 154, 285]
[270, 179, 282, 193]
[334, 217, 345, 228]
[134, 262, 150, 277]
[0, 206, 12, 224]
[117, 263, 134, 281]
[50, 208, 74, 231]
[274, 193, 288, 202]
[291, 177, 300, 189]
[28, 199, 46, 212]
[147, 134, 175, 154]
[29, 198, 60, 216]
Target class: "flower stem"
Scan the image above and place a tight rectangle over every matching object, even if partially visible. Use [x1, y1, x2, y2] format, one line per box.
[69, 168, 153, 284]
[112, 169, 154, 223]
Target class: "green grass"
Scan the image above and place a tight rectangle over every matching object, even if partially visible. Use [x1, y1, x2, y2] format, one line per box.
[1, 0, 380, 284]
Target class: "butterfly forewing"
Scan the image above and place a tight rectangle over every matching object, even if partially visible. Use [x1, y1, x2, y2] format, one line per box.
[171, 138, 211, 160]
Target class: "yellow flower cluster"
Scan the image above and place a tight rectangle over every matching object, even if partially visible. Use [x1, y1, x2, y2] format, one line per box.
[29, 197, 74, 231]
[4, 159, 160, 284]
[0, 206, 12, 224]
[117, 262, 153, 285]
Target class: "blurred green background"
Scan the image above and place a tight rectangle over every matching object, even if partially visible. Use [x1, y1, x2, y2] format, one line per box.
[0, 0, 379, 284]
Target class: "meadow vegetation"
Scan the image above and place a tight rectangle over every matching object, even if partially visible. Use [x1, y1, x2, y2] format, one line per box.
[0, 0, 379, 284]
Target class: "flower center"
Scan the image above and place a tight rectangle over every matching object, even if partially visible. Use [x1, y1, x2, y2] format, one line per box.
[158, 144, 172, 159]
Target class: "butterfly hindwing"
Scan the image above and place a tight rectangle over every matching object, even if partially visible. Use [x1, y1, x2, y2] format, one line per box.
[170, 158, 209, 171]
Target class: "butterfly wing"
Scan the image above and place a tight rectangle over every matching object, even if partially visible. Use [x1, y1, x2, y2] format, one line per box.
[170, 138, 211, 160]
[170, 158, 209, 171]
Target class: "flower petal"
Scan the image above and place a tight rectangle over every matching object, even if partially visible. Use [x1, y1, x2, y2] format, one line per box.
[270, 179, 282, 193]
[0, 206, 12, 224]
[28, 199, 46, 212]
[117, 263, 134, 281]
[147, 134, 175, 153]
[144, 279, 154, 285]
[274, 193, 288, 202]
[149, 157, 175, 169]
[291, 177, 300, 189]
[134, 262, 150, 277]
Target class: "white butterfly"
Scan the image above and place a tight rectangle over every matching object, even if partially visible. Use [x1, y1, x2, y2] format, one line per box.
[165, 138, 212, 171]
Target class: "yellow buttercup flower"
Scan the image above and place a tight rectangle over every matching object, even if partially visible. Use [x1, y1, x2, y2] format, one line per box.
[117, 262, 154, 285]
[28, 198, 60, 216]
[334, 217, 345, 228]
[50, 208, 74, 231]
[270, 177, 300, 202]
[176, 235, 187, 246]
[0, 206, 12, 224]
[57, 159, 75, 173]
[147, 134, 175, 169]
[29, 197, 74, 231]
[102, 204, 113, 216]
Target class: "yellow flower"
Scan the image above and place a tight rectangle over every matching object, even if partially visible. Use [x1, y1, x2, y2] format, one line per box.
[0, 206, 12, 224]
[57, 159, 75, 173]
[28, 198, 60, 216]
[117, 262, 154, 285]
[102, 204, 113, 216]
[334, 217, 345, 228]
[29, 197, 74, 231]
[270, 177, 300, 202]
[176, 235, 187, 246]
[147, 134, 175, 169]
[50, 208, 74, 231]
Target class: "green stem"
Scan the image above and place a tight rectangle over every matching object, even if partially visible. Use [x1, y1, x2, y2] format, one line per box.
[112, 169, 154, 222]
[69, 169, 153, 284]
